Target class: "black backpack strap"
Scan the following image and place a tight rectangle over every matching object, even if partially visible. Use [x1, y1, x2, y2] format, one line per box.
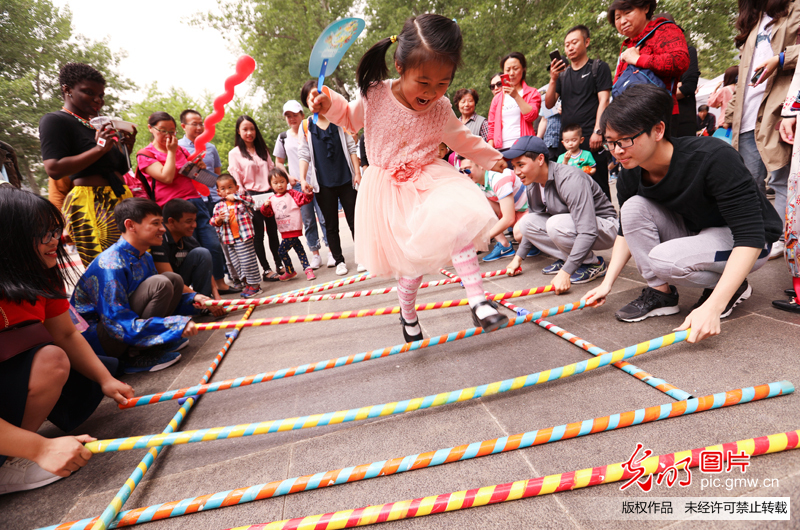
[135, 148, 157, 201]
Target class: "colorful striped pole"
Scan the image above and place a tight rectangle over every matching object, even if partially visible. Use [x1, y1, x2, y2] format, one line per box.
[86, 325, 688, 453]
[207, 273, 375, 308]
[220, 278, 459, 313]
[491, 295, 693, 401]
[44, 381, 792, 529]
[534, 317, 693, 401]
[212, 269, 510, 308]
[196, 287, 554, 331]
[223, 427, 800, 530]
[87, 306, 257, 530]
[121, 299, 585, 409]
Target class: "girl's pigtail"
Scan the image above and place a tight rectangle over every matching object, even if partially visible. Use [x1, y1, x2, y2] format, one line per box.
[356, 37, 395, 98]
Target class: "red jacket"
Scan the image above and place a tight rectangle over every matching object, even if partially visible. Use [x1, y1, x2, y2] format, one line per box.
[614, 18, 690, 114]
[487, 81, 541, 147]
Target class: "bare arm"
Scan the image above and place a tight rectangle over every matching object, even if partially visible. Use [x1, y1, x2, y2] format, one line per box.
[675, 246, 760, 343]
[44, 311, 133, 405]
[582, 235, 630, 307]
[0, 419, 95, 476]
[591, 90, 611, 150]
[487, 196, 517, 240]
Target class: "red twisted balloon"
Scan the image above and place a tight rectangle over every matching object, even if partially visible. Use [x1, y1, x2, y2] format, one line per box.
[189, 55, 257, 194]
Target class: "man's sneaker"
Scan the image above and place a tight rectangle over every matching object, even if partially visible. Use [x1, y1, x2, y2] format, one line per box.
[542, 259, 564, 275]
[720, 280, 752, 318]
[309, 253, 322, 270]
[482, 242, 515, 262]
[526, 245, 541, 257]
[615, 286, 680, 322]
[168, 338, 189, 351]
[327, 253, 336, 268]
[769, 240, 785, 260]
[570, 257, 607, 284]
[357, 264, 368, 273]
[0, 457, 64, 494]
[693, 280, 752, 318]
[123, 351, 181, 374]
[240, 285, 262, 298]
[304, 267, 316, 281]
[279, 271, 297, 281]
[335, 262, 348, 275]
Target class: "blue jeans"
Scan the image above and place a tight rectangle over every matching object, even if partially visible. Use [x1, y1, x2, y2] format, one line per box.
[738, 130, 789, 228]
[188, 197, 225, 279]
[293, 183, 328, 251]
[178, 247, 213, 296]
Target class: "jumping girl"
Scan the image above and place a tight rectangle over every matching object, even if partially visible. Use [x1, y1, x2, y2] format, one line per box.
[309, 14, 509, 342]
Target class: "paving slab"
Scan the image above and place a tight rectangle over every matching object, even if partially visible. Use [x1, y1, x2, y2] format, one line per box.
[1, 214, 798, 530]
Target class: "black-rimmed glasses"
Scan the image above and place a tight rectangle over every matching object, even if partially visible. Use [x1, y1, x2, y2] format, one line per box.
[603, 130, 646, 152]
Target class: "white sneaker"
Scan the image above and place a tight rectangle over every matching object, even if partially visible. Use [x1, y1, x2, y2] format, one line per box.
[309, 253, 322, 270]
[327, 252, 336, 268]
[769, 240, 785, 260]
[335, 262, 348, 276]
[0, 457, 63, 494]
[357, 264, 367, 273]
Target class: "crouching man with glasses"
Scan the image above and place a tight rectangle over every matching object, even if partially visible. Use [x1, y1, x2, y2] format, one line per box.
[583, 84, 782, 343]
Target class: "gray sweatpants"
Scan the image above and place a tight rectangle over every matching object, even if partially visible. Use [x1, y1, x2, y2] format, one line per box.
[620, 196, 770, 289]
[516, 212, 618, 270]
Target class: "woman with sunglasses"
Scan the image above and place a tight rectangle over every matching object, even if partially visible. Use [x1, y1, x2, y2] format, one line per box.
[583, 85, 782, 343]
[136, 112, 226, 294]
[0, 187, 133, 494]
[40, 63, 137, 267]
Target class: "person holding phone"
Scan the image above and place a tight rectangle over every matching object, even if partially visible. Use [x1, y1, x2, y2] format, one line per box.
[724, 0, 799, 261]
[487, 52, 541, 149]
[40, 63, 137, 267]
[545, 25, 614, 200]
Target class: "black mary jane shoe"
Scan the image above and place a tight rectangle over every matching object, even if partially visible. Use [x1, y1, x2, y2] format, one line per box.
[470, 300, 509, 332]
[400, 316, 424, 343]
[785, 288, 797, 298]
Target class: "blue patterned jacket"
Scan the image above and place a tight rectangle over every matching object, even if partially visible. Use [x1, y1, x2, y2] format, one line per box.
[71, 238, 196, 355]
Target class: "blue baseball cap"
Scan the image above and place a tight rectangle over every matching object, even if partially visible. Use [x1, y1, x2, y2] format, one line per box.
[502, 136, 548, 160]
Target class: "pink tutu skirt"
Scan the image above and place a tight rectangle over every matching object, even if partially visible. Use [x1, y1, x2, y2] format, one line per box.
[354, 159, 496, 278]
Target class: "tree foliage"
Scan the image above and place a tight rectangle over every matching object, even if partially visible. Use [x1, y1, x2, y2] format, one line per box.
[0, 0, 134, 193]
[199, 0, 738, 125]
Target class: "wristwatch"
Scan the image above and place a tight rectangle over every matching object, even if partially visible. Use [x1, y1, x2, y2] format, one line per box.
[594, 129, 602, 135]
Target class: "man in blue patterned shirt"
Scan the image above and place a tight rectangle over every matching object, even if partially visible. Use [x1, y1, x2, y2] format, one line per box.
[71, 198, 202, 373]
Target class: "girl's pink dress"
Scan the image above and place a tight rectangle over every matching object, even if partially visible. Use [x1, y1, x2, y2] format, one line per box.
[325, 80, 503, 278]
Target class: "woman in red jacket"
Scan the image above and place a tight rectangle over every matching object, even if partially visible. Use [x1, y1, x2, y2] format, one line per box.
[608, 0, 689, 114]
[487, 52, 541, 149]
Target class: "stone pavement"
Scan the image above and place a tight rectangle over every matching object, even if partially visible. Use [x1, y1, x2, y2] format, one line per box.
[2, 214, 799, 530]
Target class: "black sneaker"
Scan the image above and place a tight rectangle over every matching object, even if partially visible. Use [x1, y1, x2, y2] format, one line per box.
[720, 280, 752, 318]
[691, 280, 752, 318]
[615, 286, 680, 322]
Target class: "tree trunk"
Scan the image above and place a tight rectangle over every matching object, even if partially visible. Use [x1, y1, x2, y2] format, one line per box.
[19, 157, 41, 195]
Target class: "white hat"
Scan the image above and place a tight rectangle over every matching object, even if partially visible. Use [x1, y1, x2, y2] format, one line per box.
[283, 100, 303, 114]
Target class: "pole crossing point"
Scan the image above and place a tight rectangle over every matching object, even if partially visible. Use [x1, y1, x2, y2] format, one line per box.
[121, 299, 585, 409]
[195, 286, 554, 331]
[87, 324, 688, 453]
[46, 382, 792, 529]
[534, 317, 694, 401]
[86, 306, 257, 530]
